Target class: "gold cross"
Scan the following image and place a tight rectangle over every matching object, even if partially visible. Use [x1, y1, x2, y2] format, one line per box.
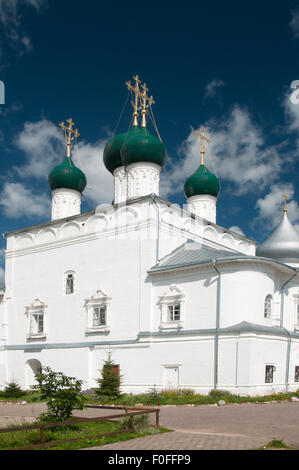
[140, 82, 156, 127]
[59, 118, 80, 158]
[125, 75, 142, 125]
[195, 126, 210, 165]
[282, 192, 288, 214]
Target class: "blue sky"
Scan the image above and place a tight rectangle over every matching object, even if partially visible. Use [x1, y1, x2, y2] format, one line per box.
[0, 0, 299, 281]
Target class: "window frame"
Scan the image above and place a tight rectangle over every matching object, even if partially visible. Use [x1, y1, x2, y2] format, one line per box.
[85, 289, 111, 334]
[294, 294, 299, 330]
[168, 304, 181, 322]
[264, 294, 273, 319]
[26, 298, 47, 340]
[265, 364, 275, 383]
[158, 285, 184, 330]
[64, 271, 75, 295]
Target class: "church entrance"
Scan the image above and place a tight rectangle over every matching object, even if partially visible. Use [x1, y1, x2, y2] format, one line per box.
[25, 359, 42, 390]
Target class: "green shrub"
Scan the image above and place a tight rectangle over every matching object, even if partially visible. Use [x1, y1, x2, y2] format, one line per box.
[208, 389, 233, 400]
[179, 388, 195, 397]
[33, 366, 86, 423]
[145, 387, 163, 404]
[120, 414, 150, 431]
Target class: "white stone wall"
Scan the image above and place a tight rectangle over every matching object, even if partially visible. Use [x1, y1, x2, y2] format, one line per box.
[187, 194, 217, 224]
[3, 197, 295, 394]
[126, 162, 161, 199]
[51, 188, 81, 221]
[113, 166, 127, 204]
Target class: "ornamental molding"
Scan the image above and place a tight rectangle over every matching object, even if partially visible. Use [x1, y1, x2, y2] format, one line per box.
[158, 284, 185, 304]
[85, 289, 111, 306]
[25, 298, 47, 314]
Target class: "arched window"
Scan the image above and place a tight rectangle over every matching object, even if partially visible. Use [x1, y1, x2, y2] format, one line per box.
[65, 272, 75, 294]
[264, 294, 272, 318]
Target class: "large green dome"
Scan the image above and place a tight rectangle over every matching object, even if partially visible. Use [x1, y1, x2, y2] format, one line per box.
[48, 157, 87, 193]
[120, 125, 166, 168]
[103, 132, 128, 174]
[184, 164, 220, 198]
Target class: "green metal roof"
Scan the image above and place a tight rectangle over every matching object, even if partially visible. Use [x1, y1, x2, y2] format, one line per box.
[48, 157, 87, 193]
[121, 125, 166, 167]
[184, 164, 220, 198]
[103, 132, 128, 174]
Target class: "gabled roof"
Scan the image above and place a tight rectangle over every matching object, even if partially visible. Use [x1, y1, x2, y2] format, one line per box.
[149, 240, 297, 273]
[149, 241, 241, 272]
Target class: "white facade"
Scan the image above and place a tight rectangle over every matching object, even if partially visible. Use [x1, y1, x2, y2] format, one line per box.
[0, 194, 299, 395]
[51, 188, 82, 221]
[187, 194, 217, 223]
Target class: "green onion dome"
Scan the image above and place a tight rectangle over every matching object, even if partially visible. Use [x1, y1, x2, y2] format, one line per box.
[103, 132, 128, 174]
[184, 164, 220, 198]
[120, 125, 166, 168]
[48, 157, 87, 193]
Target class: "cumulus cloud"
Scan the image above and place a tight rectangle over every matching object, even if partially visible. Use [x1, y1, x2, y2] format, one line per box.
[0, 0, 47, 54]
[0, 182, 51, 218]
[204, 79, 225, 99]
[161, 105, 283, 198]
[3, 119, 113, 220]
[255, 183, 299, 232]
[73, 140, 113, 205]
[229, 226, 245, 237]
[290, 6, 299, 38]
[14, 119, 64, 178]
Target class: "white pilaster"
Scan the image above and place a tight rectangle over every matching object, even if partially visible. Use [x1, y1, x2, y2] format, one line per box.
[51, 188, 81, 221]
[113, 166, 127, 204]
[187, 194, 217, 223]
[126, 162, 161, 199]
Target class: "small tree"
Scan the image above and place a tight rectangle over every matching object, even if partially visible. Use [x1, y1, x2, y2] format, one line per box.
[34, 366, 86, 423]
[1, 380, 24, 398]
[96, 353, 122, 399]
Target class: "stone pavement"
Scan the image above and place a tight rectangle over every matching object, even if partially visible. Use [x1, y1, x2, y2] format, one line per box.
[1, 401, 299, 450]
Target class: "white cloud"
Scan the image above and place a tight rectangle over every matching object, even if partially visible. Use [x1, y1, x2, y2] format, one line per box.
[229, 226, 245, 237]
[15, 119, 64, 178]
[290, 7, 299, 38]
[72, 140, 113, 205]
[204, 79, 225, 98]
[8, 119, 113, 219]
[0, 182, 50, 219]
[255, 183, 299, 232]
[0, 0, 46, 54]
[161, 105, 283, 198]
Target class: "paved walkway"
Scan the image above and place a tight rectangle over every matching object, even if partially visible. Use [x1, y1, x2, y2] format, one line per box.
[0, 401, 298, 450]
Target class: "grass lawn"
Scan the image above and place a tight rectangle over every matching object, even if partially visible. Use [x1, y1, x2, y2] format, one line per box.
[1, 388, 299, 407]
[84, 389, 299, 407]
[0, 420, 171, 450]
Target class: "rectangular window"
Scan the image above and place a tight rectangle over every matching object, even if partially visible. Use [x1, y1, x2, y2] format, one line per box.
[295, 366, 299, 382]
[93, 306, 106, 327]
[168, 304, 181, 322]
[30, 314, 44, 335]
[265, 365, 274, 383]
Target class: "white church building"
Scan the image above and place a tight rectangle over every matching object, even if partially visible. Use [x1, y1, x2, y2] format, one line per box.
[1, 76, 299, 396]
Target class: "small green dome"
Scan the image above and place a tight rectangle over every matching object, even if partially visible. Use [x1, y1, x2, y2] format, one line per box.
[48, 157, 87, 193]
[184, 164, 220, 198]
[120, 125, 166, 168]
[103, 132, 128, 174]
